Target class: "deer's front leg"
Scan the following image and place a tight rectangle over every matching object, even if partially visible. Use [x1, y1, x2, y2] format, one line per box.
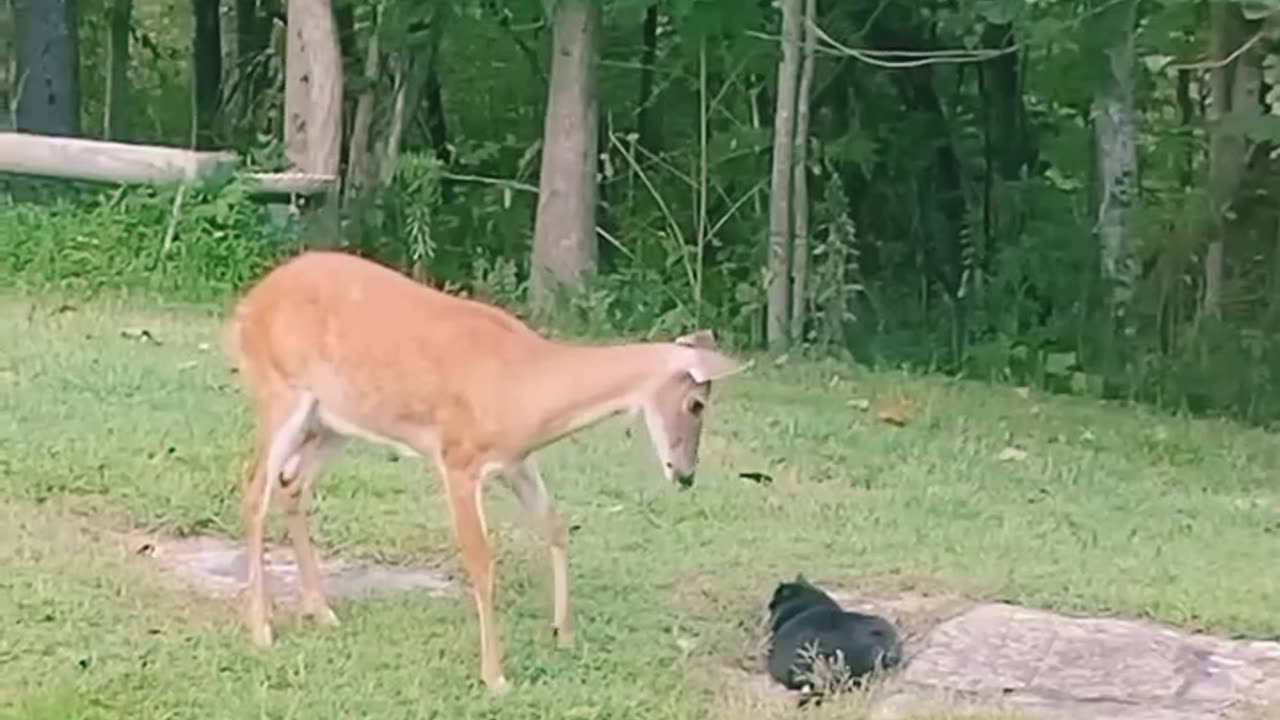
[442, 462, 509, 694]
[501, 458, 572, 648]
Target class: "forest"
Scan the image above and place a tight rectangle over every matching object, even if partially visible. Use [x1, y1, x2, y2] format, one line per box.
[4, 0, 1280, 423]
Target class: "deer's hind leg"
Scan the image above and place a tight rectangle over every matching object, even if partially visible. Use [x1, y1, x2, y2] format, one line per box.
[277, 427, 348, 626]
[501, 458, 572, 648]
[240, 390, 317, 647]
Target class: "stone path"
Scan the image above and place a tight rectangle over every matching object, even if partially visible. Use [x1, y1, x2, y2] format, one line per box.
[140, 533, 456, 606]
[732, 589, 1280, 720]
[139, 536, 1279, 719]
[877, 602, 1280, 720]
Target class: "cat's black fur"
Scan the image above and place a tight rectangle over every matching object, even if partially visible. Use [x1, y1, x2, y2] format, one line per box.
[765, 575, 903, 704]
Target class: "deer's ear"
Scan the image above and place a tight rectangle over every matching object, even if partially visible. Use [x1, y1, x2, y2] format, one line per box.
[675, 329, 717, 350]
[687, 347, 749, 384]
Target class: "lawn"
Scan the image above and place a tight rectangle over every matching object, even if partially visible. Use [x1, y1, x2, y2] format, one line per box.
[1, 291, 1278, 719]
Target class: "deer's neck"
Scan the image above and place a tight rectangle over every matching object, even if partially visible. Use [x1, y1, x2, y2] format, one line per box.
[508, 341, 673, 452]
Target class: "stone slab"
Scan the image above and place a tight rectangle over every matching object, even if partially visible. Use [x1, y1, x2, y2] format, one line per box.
[897, 602, 1280, 720]
[140, 534, 456, 605]
[728, 589, 1280, 720]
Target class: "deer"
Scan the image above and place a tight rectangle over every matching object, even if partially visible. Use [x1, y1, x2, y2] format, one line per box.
[221, 250, 746, 694]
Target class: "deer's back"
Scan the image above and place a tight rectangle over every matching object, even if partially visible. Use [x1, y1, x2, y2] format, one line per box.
[226, 251, 544, 442]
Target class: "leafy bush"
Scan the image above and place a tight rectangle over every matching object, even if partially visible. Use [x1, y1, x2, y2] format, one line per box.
[0, 180, 298, 302]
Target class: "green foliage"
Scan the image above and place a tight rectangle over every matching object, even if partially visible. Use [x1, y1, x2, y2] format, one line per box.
[348, 151, 446, 281]
[74, 0, 194, 141]
[0, 182, 297, 302]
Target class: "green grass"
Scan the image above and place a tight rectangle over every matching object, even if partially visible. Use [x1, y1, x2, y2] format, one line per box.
[1, 291, 1278, 719]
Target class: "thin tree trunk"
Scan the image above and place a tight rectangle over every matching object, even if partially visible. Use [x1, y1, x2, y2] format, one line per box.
[235, 0, 263, 69]
[1271, 216, 1280, 325]
[636, 3, 658, 151]
[377, 11, 442, 187]
[980, 23, 1025, 182]
[1091, 0, 1139, 377]
[766, 0, 801, 353]
[1203, 2, 1234, 323]
[978, 22, 1027, 281]
[530, 0, 600, 315]
[789, 0, 816, 344]
[343, 6, 380, 206]
[13, 0, 79, 136]
[422, 64, 448, 159]
[102, 0, 130, 140]
[820, 225, 850, 350]
[1203, 2, 1259, 323]
[0, 0, 11, 129]
[1177, 68, 1194, 189]
[380, 64, 410, 187]
[232, 0, 271, 141]
[192, 0, 222, 149]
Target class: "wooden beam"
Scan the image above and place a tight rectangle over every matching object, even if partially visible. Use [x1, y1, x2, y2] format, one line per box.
[0, 131, 337, 197]
[0, 131, 238, 186]
[243, 172, 338, 197]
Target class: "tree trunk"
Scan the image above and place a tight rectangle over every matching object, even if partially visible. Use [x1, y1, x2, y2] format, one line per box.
[789, 0, 816, 345]
[285, 0, 344, 246]
[530, 0, 600, 316]
[1091, 0, 1139, 381]
[978, 22, 1028, 282]
[423, 64, 448, 160]
[235, 0, 265, 69]
[636, 3, 659, 151]
[818, 173, 855, 352]
[980, 23, 1027, 182]
[376, 11, 443, 188]
[380, 63, 410, 187]
[13, 0, 79, 136]
[1176, 68, 1194, 189]
[102, 0, 131, 140]
[1203, 1, 1260, 322]
[0, 0, 15, 130]
[766, 0, 801, 353]
[192, 0, 223, 149]
[232, 0, 271, 141]
[285, 0, 343, 175]
[343, 5, 380, 207]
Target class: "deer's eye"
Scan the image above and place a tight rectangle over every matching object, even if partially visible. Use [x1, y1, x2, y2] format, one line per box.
[687, 398, 705, 416]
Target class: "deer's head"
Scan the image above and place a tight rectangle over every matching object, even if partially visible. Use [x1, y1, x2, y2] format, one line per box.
[641, 330, 746, 488]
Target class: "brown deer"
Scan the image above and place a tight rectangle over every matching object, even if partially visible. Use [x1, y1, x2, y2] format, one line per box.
[222, 250, 746, 693]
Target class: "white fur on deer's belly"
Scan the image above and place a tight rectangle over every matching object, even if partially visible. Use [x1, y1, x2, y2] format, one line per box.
[316, 408, 429, 459]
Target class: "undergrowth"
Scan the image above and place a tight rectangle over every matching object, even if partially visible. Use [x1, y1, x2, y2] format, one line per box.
[0, 181, 295, 304]
[4, 185, 1280, 427]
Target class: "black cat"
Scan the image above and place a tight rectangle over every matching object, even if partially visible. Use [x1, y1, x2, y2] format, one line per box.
[766, 575, 903, 703]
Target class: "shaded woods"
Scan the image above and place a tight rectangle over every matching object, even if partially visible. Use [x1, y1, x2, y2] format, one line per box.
[5, 0, 1280, 423]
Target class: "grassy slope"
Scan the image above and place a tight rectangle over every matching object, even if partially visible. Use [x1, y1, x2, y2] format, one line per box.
[1, 292, 1277, 719]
